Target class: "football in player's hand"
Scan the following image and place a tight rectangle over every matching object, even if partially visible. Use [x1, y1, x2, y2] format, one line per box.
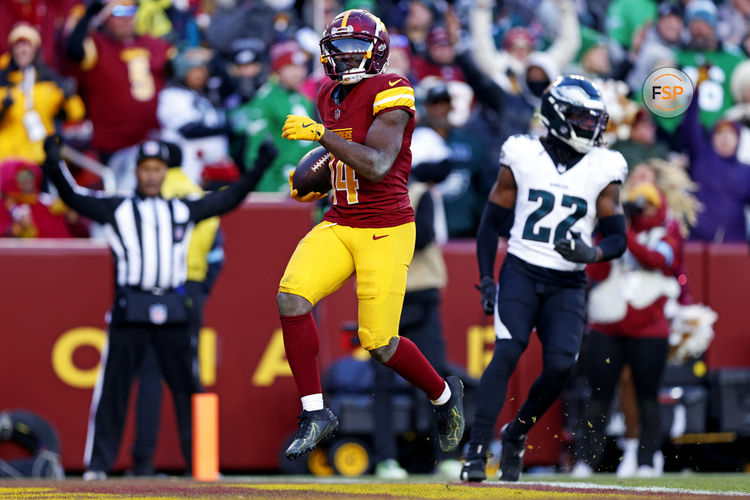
[292, 146, 332, 196]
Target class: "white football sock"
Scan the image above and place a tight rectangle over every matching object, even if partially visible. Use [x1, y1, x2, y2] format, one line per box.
[431, 381, 451, 405]
[301, 393, 324, 412]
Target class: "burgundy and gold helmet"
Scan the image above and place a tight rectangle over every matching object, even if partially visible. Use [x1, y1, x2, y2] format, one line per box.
[320, 9, 390, 84]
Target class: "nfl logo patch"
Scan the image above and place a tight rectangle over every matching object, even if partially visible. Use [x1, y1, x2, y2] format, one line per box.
[149, 303, 168, 325]
[335, 109, 340, 120]
[144, 141, 160, 156]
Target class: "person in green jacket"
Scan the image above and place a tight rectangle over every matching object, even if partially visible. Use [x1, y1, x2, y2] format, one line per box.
[605, 0, 657, 50]
[674, 0, 744, 130]
[230, 40, 316, 192]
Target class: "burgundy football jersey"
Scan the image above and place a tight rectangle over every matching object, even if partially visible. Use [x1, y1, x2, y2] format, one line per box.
[76, 32, 171, 153]
[318, 73, 416, 228]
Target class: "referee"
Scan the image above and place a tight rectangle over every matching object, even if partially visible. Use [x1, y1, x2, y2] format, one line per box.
[42, 136, 276, 479]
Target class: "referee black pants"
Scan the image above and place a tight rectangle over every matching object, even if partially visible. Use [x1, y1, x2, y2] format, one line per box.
[85, 315, 199, 473]
[131, 282, 205, 473]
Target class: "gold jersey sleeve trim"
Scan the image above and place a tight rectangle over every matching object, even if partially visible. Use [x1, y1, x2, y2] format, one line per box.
[81, 37, 98, 72]
[372, 86, 415, 115]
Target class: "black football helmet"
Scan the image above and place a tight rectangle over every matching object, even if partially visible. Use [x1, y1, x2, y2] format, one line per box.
[540, 75, 608, 153]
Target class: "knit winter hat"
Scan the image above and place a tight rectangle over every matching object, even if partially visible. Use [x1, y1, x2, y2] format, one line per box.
[269, 40, 308, 73]
[7, 23, 41, 49]
[685, 0, 717, 30]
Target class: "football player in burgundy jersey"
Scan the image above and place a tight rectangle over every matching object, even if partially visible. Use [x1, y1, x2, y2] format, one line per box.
[278, 9, 464, 459]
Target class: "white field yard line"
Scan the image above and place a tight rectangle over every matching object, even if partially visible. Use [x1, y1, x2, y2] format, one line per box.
[509, 480, 750, 497]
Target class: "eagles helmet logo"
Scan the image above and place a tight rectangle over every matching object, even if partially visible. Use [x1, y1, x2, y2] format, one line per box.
[539, 75, 609, 154]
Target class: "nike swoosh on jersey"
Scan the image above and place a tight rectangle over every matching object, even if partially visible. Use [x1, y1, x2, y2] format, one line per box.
[372, 234, 389, 240]
[388, 79, 402, 86]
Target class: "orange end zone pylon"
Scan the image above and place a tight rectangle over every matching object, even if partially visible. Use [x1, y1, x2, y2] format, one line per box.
[192, 393, 219, 481]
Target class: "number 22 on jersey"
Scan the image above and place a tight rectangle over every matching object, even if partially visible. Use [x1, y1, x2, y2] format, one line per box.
[522, 189, 588, 243]
[331, 159, 359, 205]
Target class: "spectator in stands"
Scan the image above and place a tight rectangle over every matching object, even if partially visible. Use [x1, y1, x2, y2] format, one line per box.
[412, 26, 465, 83]
[674, 0, 745, 130]
[448, 11, 551, 173]
[611, 110, 670, 171]
[574, 181, 681, 479]
[604, 0, 657, 51]
[724, 58, 750, 164]
[133, 0, 202, 47]
[65, 0, 173, 189]
[204, 0, 289, 61]
[158, 47, 233, 185]
[411, 83, 489, 239]
[681, 88, 750, 243]
[469, 0, 579, 94]
[0, 23, 85, 165]
[625, 3, 684, 93]
[230, 40, 315, 192]
[0, 0, 79, 70]
[717, 0, 750, 48]
[400, 0, 434, 56]
[0, 158, 86, 238]
[221, 41, 267, 109]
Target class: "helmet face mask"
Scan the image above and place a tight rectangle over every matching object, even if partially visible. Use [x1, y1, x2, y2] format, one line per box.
[320, 9, 390, 84]
[540, 75, 608, 153]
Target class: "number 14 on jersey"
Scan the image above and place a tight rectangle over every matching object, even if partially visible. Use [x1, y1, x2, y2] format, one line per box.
[331, 159, 359, 205]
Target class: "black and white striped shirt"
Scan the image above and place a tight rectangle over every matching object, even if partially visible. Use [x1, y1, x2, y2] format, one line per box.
[45, 160, 263, 292]
[102, 195, 194, 290]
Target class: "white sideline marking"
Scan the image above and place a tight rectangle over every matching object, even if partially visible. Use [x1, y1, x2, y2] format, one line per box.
[510, 480, 749, 497]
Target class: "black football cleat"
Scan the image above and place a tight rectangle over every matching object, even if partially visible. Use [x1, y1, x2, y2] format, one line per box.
[284, 408, 339, 460]
[498, 427, 527, 481]
[434, 376, 465, 453]
[460, 442, 488, 482]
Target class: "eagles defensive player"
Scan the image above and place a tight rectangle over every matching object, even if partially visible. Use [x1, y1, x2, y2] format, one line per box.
[461, 75, 628, 482]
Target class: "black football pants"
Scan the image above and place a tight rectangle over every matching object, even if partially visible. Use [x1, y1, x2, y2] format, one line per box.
[130, 283, 205, 474]
[470, 254, 586, 446]
[84, 314, 200, 473]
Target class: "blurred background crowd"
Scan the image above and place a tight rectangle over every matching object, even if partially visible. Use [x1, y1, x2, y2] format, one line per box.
[0, 0, 748, 243]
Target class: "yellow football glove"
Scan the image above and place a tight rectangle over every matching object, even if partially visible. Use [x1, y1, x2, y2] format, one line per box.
[288, 171, 328, 202]
[282, 115, 325, 141]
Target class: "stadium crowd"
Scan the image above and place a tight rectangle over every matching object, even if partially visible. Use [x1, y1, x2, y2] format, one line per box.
[0, 0, 748, 242]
